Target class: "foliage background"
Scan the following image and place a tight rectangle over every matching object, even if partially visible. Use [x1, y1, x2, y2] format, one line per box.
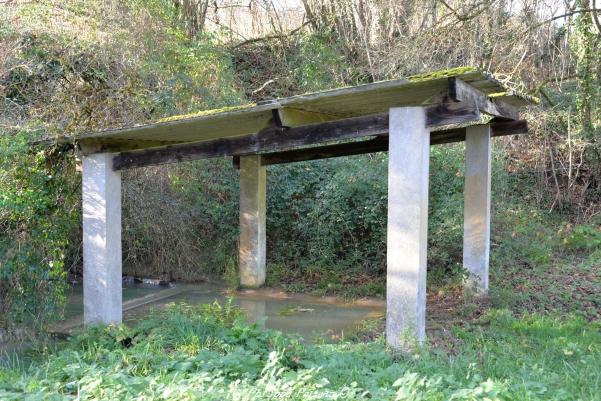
[1, 0, 600, 328]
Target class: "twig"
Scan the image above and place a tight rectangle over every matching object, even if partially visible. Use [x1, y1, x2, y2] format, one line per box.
[230, 20, 312, 49]
[593, 0, 601, 34]
[520, 8, 601, 36]
[251, 79, 276, 95]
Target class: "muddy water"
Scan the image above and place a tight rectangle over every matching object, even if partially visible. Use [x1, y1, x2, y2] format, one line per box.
[63, 283, 169, 321]
[62, 283, 384, 341]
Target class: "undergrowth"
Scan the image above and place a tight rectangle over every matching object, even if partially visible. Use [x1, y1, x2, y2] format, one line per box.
[0, 303, 599, 400]
[1, 0, 600, 344]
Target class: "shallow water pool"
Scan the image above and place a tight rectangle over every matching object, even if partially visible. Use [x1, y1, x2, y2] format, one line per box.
[62, 282, 384, 341]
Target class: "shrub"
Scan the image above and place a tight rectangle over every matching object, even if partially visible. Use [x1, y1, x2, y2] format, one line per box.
[0, 130, 78, 329]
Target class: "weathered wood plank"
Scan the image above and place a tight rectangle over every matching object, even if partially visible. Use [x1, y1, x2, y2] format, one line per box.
[78, 138, 184, 154]
[234, 120, 527, 168]
[260, 137, 389, 165]
[449, 77, 520, 121]
[425, 101, 480, 127]
[113, 113, 388, 170]
[77, 104, 275, 144]
[113, 104, 481, 170]
[72, 70, 532, 155]
[277, 107, 342, 127]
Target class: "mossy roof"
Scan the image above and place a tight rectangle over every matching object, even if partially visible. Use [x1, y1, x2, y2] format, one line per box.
[76, 67, 534, 150]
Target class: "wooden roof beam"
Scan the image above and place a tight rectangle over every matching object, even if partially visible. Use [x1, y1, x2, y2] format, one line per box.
[112, 103, 481, 170]
[78, 138, 185, 155]
[448, 77, 520, 121]
[231, 120, 528, 168]
[276, 107, 342, 127]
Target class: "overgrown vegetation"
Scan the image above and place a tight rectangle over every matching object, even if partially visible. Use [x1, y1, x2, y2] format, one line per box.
[1, 0, 600, 333]
[0, 303, 599, 400]
[0, 132, 78, 329]
[1, 2, 600, 398]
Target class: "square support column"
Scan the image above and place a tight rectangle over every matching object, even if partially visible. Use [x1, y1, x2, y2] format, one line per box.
[82, 153, 122, 325]
[239, 155, 266, 288]
[463, 125, 492, 293]
[386, 107, 430, 350]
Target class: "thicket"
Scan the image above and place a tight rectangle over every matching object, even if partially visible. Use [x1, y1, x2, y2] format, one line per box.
[1, 0, 600, 329]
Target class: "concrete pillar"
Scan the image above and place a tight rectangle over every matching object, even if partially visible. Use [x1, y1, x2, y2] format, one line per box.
[386, 107, 430, 350]
[82, 153, 122, 325]
[239, 155, 266, 288]
[463, 125, 492, 293]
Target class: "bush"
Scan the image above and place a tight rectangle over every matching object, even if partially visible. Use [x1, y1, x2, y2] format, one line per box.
[0, 130, 78, 329]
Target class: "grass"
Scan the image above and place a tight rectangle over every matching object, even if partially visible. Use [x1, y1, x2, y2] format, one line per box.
[4, 200, 596, 399]
[488, 206, 601, 322]
[0, 302, 599, 400]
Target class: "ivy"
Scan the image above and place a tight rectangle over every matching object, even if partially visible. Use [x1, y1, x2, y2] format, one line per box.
[0, 130, 78, 329]
[573, 4, 601, 161]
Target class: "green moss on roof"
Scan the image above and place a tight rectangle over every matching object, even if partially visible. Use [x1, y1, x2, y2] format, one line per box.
[157, 103, 256, 123]
[149, 67, 526, 127]
[489, 91, 540, 104]
[408, 66, 479, 82]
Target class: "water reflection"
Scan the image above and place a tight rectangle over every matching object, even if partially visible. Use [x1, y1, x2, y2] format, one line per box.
[64, 283, 384, 342]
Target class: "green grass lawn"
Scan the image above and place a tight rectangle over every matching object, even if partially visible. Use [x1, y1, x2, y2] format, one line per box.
[1, 302, 599, 400]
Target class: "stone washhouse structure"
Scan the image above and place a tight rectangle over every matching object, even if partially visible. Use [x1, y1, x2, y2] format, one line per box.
[73, 68, 532, 350]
